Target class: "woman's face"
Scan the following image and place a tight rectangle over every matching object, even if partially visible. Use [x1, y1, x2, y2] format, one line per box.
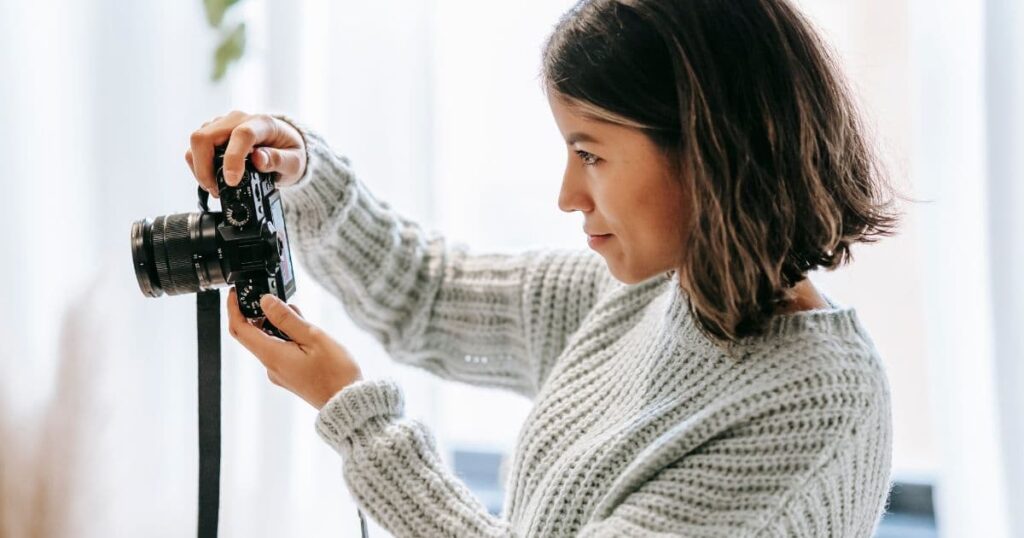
[547, 91, 691, 284]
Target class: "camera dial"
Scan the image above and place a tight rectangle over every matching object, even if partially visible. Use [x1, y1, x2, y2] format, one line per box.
[225, 203, 251, 226]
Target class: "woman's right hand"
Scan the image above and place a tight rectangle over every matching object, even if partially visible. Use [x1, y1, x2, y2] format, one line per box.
[185, 110, 307, 198]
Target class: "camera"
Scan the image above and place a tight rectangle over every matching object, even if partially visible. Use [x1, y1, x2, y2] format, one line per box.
[130, 145, 297, 337]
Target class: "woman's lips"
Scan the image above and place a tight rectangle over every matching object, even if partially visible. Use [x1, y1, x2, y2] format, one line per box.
[587, 234, 613, 249]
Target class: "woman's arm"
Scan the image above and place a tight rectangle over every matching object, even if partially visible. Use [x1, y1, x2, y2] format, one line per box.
[274, 116, 614, 398]
[316, 379, 514, 537]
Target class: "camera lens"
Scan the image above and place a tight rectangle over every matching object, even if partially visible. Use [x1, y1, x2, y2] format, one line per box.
[131, 212, 225, 297]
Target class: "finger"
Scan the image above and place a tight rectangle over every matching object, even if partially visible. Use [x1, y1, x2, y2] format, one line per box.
[223, 115, 278, 186]
[226, 288, 291, 368]
[190, 136, 227, 196]
[190, 129, 227, 195]
[185, 149, 196, 177]
[289, 303, 304, 318]
[251, 147, 304, 181]
[190, 111, 247, 194]
[260, 293, 316, 344]
[185, 150, 210, 196]
[201, 115, 222, 129]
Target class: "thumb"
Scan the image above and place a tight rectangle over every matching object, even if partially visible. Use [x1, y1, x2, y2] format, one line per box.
[252, 147, 304, 183]
[260, 294, 313, 343]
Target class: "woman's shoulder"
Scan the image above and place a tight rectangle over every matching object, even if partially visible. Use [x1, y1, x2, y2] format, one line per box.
[725, 310, 893, 436]
[670, 289, 892, 423]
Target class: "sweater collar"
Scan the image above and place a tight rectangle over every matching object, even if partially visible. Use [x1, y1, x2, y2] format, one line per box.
[659, 274, 870, 355]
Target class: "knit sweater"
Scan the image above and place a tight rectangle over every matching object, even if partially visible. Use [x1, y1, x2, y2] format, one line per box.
[274, 116, 894, 537]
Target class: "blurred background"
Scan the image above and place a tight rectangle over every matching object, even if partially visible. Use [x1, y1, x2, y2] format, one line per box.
[0, 0, 1021, 536]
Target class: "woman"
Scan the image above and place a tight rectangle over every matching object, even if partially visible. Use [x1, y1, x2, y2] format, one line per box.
[185, 0, 903, 535]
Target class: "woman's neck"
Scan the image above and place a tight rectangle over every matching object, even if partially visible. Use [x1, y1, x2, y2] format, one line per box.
[775, 278, 829, 314]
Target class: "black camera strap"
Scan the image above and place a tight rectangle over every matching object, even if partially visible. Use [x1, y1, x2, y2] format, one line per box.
[197, 290, 222, 538]
[194, 288, 370, 538]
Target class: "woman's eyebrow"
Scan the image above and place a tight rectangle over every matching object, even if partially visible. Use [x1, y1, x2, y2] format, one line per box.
[566, 131, 600, 145]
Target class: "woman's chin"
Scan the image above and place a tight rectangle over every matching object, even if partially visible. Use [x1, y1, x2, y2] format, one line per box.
[605, 264, 642, 285]
[607, 264, 673, 286]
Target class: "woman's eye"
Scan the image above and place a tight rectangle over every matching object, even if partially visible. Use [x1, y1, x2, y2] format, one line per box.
[574, 149, 600, 166]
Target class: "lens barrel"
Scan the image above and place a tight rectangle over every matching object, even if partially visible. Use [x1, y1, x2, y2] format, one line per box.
[131, 212, 224, 297]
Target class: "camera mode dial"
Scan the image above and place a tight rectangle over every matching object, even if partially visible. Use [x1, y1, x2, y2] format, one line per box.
[225, 203, 251, 227]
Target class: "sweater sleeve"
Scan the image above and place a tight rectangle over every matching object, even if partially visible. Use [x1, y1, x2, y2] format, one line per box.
[316, 378, 515, 537]
[272, 115, 612, 398]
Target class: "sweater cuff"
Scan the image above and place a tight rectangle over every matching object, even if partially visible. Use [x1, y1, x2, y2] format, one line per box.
[270, 114, 357, 217]
[315, 378, 405, 456]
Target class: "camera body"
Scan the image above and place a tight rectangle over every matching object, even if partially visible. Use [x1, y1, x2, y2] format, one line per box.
[131, 145, 297, 333]
[208, 147, 297, 317]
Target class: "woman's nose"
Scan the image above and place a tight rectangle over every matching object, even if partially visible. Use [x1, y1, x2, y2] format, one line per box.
[557, 168, 592, 213]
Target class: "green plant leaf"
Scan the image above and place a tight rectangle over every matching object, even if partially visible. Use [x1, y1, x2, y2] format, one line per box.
[204, 0, 242, 28]
[211, 22, 246, 82]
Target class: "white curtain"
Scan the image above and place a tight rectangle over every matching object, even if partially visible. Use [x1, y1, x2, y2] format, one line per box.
[907, 0, 1024, 536]
[983, 1, 1024, 536]
[0, 0, 575, 536]
[2, 0, 1022, 537]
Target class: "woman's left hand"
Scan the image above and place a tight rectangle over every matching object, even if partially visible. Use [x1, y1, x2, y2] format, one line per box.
[227, 287, 363, 410]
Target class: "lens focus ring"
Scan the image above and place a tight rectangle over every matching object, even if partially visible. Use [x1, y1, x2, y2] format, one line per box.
[150, 213, 201, 296]
[151, 216, 174, 293]
[163, 213, 200, 294]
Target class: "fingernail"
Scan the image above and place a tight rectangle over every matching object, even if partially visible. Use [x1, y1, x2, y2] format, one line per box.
[260, 294, 277, 307]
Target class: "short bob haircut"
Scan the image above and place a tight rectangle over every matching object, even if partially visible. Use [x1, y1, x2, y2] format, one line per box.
[541, 0, 905, 346]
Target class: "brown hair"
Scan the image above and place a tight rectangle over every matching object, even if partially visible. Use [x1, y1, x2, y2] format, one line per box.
[541, 0, 909, 346]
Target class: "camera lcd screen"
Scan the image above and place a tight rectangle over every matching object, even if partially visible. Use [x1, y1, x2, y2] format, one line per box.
[269, 197, 294, 290]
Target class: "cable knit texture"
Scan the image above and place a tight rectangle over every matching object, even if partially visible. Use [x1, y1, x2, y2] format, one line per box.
[272, 115, 894, 537]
